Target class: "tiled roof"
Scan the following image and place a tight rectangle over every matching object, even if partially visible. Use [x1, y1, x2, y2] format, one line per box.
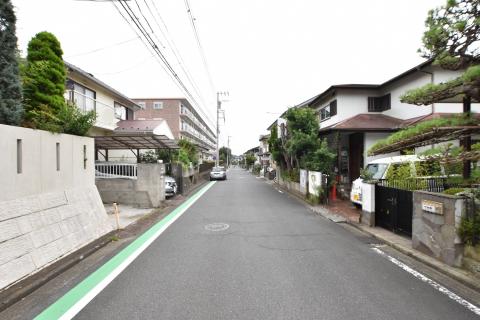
[320, 114, 404, 132]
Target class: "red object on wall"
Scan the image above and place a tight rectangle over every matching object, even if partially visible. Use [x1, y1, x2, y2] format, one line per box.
[330, 184, 337, 201]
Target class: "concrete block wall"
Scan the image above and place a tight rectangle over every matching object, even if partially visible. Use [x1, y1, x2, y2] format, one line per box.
[96, 163, 166, 208]
[0, 124, 94, 202]
[0, 125, 113, 291]
[0, 185, 113, 290]
[412, 191, 466, 267]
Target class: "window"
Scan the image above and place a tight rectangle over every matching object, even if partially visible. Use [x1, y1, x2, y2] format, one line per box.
[71, 82, 95, 112]
[137, 101, 146, 109]
[180, 104, 188, 115]
[368, 93, 391, 112]
[320, 100, 337, 121]
[114, 102, 127, 120]
[153, 101, 163, 110]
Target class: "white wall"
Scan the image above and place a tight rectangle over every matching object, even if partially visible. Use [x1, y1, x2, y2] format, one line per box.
[68, 74, 119, 132]
[0, 125, 113, 290]
[0, 124, 94, 202]
[364, 132, 400, 165]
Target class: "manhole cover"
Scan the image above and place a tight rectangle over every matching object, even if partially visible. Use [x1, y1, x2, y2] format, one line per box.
[204, 223, 230, 232]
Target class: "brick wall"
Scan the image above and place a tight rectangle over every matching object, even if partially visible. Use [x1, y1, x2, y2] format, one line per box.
[133, 99, 181, 138]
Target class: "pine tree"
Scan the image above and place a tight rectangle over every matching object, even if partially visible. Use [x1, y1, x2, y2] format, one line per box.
[23, 31, 67, 123]
[0, 0, 23, 125]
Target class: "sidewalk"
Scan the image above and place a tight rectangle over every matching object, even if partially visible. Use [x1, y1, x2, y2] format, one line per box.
[269, 178, 480, 292]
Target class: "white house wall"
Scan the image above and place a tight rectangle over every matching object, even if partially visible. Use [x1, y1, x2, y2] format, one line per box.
[68, 74, 119, 132]
[364, 132, 400, 165]
[317, 89, 377, 129]
[381, 72, 433, 120]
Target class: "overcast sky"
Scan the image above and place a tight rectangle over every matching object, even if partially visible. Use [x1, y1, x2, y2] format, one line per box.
[12, 0, 446, 154]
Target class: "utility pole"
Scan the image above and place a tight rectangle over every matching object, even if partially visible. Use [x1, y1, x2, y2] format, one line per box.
[227, 136, 231, 168]
[216, 91, 228, 167]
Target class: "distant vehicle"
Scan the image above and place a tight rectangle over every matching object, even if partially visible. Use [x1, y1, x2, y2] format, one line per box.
[210, 166, 227, 181]
[165, 176, 178, 197]
[350, 155, 446, 208]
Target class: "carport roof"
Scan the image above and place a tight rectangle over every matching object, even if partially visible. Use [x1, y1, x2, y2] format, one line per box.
[94, 133, 178, 150]
[94, 120, 178, 150]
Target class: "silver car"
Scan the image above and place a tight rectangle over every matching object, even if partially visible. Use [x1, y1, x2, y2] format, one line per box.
[210, 166, 227, 181]
[165, 176, 178, 197]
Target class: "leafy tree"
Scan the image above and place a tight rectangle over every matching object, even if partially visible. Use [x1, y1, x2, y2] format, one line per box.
[219, 146, 231, 165]
[245, 153, 256, 168]
[22, 31, 67, 124]
[176, 139, 198, 167]
[282, 107, 320, 169]
[303, 139, 336, 175]
[0, 0, 23, 125]
[268, 125, 284, 166]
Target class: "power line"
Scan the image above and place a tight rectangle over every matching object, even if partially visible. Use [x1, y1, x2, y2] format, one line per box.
[115, 0, 210, 127]
[143, 0, 215, 128]
[184, 0, 215, 94]
[65, 36, 140, 58]
[141, 0, 208, 111]
[96, 54, 155, 76]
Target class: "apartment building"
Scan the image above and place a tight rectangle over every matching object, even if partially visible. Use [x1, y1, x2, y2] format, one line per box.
[133, 98, 216, 160]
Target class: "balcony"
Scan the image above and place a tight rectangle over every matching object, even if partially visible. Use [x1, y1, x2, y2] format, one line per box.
[180, 109, 216, 143]
[66, 90, 117, 131]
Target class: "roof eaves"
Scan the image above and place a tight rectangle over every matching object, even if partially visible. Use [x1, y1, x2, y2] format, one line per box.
[65, 61, 141, 110]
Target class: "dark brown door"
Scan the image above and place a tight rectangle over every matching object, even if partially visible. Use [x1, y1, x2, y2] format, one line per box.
[348, 133, 364, 182]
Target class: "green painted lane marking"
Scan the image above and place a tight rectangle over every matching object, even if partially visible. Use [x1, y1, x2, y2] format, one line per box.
[34, 181, 216, 320]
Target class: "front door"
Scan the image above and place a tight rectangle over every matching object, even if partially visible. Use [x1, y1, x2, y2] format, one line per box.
[348, 133, 364, 183]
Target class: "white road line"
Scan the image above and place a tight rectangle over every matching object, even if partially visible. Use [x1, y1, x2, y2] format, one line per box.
[372, 247, 480, 316]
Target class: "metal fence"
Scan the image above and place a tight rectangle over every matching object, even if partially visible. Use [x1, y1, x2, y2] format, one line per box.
[95, 162, 137, 179]
[377, 177, 461, 192]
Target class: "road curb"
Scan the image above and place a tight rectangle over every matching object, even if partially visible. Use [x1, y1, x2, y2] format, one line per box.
[0, 230, 116, 313]
[347, 222, 480, 293]
[0, 178, 212, 315]
[264, 176, 480, 294]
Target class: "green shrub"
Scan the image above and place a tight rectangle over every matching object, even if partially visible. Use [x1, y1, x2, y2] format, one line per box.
[443, 188, 468, 195]
[28, 102, 95, 136]
[458, 213, 480, 246]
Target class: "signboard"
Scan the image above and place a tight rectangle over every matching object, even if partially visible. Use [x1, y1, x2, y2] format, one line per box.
[421, 200, 443, 215]
[300, 169, 308, 194]
[308, 171, 322, 196]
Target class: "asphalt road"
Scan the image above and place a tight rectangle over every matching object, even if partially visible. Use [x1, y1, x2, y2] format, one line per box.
[74, 168, 478, 320]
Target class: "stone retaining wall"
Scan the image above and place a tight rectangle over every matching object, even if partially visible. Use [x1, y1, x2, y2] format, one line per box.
[412, 191, 466, 267]
[0, 185, 112, 290]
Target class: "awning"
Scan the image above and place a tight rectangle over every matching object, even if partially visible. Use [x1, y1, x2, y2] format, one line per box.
[94, 133, 178, 150]
[94, 119, 178, 150]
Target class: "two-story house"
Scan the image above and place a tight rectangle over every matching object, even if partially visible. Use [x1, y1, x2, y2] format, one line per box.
[65, 62, 177, 163]
[269, 60, 478, 194]
[65, 62, 140, 137]
[133, 98, 216, 160]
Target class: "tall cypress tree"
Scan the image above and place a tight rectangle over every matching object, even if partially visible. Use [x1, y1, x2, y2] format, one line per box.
[23, 31, 66, 122]
[0, 0, 23, 125]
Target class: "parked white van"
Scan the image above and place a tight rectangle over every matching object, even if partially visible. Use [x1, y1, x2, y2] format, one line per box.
[350, 155, 443, 208]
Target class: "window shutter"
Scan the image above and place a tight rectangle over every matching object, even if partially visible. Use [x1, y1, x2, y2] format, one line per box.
[368, 97, 374, 112]
[330, 100, 337, 116]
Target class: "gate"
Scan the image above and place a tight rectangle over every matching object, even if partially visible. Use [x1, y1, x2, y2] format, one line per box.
[375, 184, 413, 237]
